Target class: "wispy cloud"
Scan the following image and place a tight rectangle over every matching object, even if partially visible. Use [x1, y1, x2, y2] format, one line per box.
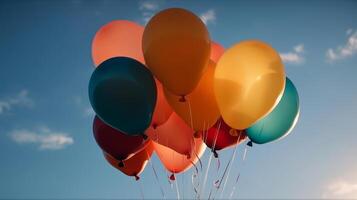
[10, 127, 73, 150]
[200, 9, 216, 25]
[323, 179, 357, 199]
[0, 90, 33, 114]
[326, 29, 357, 62]
[139, 0, 161, 23]
[74, 96, 94, 117]
[280, 44, 305, 64]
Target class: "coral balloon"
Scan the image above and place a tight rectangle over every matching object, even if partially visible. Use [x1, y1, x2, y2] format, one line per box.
[89, 57, 157, 136]
[210, 42, 225, 63]
[151, 79, 173, 128]
[92, 20, 144, 66]
[103, 141, 154, 180]
[246, 78, 299, 144]
[142, 8, 211, 97]
[146, 112, 194, 157]
[214, 40, 286, 130]
[154, 137, 206, 175]
[93, 116, 147, 164]
[202, 118, 247, 156]
[164, 61, 220, 131]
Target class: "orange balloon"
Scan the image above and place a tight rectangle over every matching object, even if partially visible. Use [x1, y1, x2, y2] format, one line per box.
[153, 137, 206, 174]
[164, 60, 220, 131]
[151, 79, 173, 128]
[104, 141, 154, 180]
[142, 8, 211, 97]
[210, 42, 225, 63]
[92, 20, 144, 66]
[146, 112, 194, 157]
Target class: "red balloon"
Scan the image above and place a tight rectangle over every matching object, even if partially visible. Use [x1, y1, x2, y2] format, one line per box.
[93, 116, 147, 163]
[104, 141, 154, 180]
[201, 118, 247, 156]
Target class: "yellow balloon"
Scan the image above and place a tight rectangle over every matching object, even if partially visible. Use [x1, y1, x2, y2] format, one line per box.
[164, 61, 220, 131]
[214, 40, 285, 130]
[142, 8, 211, 97]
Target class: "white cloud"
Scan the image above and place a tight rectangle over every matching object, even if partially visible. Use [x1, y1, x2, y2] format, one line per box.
[139, 0, 161, 23]
[347, 28, 353, 35]
[74, 96, 94, 117]
[326, 29, 357, 62]
[323, 180, 357, 199]
[0, 90, 33, 114]
[200, 9, 216, 25]
[280, 44, 305, 64]
[10, 127, 73, 150]
[84, 107, 95, 117]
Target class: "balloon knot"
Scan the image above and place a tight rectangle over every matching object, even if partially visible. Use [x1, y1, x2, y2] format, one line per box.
[213, 150, 218, 158]
[193, 131, 201, 138]
[186, 154, 191, 159]
[135, 175, 140, 181]
[247, 141, 253, 147]
[229, 129, 239, 136]
[152, 124, 158, 129]
[179, 95, 186, 102]
[169, 174, 176, 181]
[142, 134, 148, 140]
[118, 160, 124, 168]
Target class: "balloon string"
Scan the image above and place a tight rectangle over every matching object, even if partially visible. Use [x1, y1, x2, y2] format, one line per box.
[200, 152, 213, 198]
[228, 144, 249, 199]
[187, 99, 194, 133]
[147, 153, 166, 199]
[218, 134, 241, 199]
[138, 179, 145, 200]
[192, 170, 200, 199]
[229, 174, 241, 200]
[174, 175, 180, 200]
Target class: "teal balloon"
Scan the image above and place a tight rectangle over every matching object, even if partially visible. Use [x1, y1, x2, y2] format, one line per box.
[246, 78, 299, 144]
[88, 57, 157, 136]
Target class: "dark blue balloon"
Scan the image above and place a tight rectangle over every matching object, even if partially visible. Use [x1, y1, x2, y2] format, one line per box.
[89, 57, 157, 136]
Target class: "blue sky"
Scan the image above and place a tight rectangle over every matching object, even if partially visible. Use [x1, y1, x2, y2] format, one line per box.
[0, 0, 357, 199]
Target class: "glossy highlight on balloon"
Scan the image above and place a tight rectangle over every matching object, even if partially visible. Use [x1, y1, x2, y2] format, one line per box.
[92, 20, 145, 66]
[89, 57, 157, 136]
[214, 40, 286, 130]
[93, 116, 147, 161]
[164, 60, 220, 131]
[142, 8, 211, 96]
[246, 78, 299, 144]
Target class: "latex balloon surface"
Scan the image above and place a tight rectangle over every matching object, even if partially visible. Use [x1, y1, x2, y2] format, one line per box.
[210, 42, 225, 63]
[214, 40, 285, 130]
[93, 116, 147, 161]
[246, 78, 299, 144]
[142, 8, 211, 96]
[146, 112, 194, 157]
[151, 79, 173, 128]
[154, 137, 206, 174]
[164, 60, 220, 131]
[104, 141, 154, 180]
[92, 20, 144, 66]
[89, 57, 157, 135]
[202, 119, 247, 152]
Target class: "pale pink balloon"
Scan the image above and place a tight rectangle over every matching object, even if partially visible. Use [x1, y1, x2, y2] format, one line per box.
[92, 20, 145, 66]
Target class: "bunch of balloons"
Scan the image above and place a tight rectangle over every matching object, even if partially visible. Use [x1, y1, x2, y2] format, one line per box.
[89, 8, 300, 181]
